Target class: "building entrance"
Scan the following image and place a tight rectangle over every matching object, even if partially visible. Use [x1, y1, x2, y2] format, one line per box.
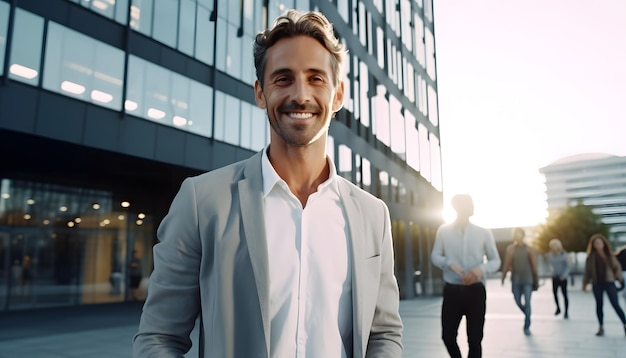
[0, 178, 154, 311]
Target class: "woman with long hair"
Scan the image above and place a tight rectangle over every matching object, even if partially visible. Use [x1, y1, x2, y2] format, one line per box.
[547, 238, 570, 318]
[582, 233, 626, 336]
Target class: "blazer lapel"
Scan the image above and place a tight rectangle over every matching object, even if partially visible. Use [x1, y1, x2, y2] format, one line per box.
[238, 152, 271, 356]
[338, 181, 366, 358]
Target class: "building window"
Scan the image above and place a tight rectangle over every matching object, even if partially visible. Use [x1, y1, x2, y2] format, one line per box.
[8, 9, 44, 86]
[327, 135, 335, 165]
[43, 22, 125, 111]
[362, 157, 371, 193]
[188, 79, 214, 137]
[338, 144, 352, 180]
[178, 0, 196, 56]
[70, 0, 129, 24]
[425, 27, 436, 80]
[389, 95, 406, 159]
[126, 55, 214, 137]
[427, 84, 439, 126]
[378, 169, 389, 202]
[419, 123, 431, 182]
[239, 101, 269, 151]
[214, 90, 242, 146]
[0, 1, 9, 76]
[430, 133, 442, 191]
[413, 12, 425, 67]
[359, 61, 370, 127]
[130, 0, 154, 36]
[195, 3, 215, 66]
[373, 85, 390, 146]
[0, 178, 154, 310]
[405, 110, 420, 172]
[153, 0, 179, 48]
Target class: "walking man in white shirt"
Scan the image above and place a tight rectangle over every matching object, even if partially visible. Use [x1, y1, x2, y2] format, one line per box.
[431, 194, 501, 358]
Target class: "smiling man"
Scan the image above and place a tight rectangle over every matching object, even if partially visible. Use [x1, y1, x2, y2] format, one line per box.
[133, 10, 403, 358]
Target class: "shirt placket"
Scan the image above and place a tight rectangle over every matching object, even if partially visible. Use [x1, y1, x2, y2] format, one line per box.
[296, 202, 307, 357]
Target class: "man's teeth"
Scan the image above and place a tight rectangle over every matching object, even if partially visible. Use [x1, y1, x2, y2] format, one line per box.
[288, 112, 313, 119]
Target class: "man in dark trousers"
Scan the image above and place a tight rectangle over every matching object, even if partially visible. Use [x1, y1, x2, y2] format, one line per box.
[431, 194, 501, 358]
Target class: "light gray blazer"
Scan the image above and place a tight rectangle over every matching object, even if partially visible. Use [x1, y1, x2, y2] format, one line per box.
[133, 151, 403, 357]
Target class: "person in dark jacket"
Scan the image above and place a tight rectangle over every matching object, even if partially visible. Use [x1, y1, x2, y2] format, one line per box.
[582, 234, 626, 337]
[501, 228, 539, 335]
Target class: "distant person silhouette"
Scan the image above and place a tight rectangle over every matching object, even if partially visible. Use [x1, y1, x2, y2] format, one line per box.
[20, 255, 33, 296]
[11, 260, 21, 295]
[431, 194, 501, 358]
[582, 233, 626, 337]
[129, 250, 142, 301]
[501, 227, 539, 335]
[547, 238, 570, 319]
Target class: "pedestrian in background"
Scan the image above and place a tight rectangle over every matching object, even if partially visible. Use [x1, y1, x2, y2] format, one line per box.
[431, 194, 501, 358]
[547, 238, 570, 319]
[501, 227, 539, 336]
[128, 250, 142, 301]
[582, 233, 626, 337]
[20, 255, 33, 296]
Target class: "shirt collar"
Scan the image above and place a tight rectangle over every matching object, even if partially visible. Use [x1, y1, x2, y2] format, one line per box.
[261, 146, 339, 198]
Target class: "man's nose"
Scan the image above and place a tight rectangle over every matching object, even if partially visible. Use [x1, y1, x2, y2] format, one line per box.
[291, 79, 311, 104]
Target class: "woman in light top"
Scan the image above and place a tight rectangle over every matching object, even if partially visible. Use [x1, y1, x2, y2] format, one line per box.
[547, 238, 570, 319]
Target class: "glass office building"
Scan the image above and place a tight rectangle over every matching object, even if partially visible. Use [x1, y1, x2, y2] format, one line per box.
[0, 0, 443, 311]
[540, 154, 626, 242]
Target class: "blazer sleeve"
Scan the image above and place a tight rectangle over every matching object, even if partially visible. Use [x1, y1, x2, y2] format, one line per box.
[365, 201, 403, 357]
[133, 178, 203, 357]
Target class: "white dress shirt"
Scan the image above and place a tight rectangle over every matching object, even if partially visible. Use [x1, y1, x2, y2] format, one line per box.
[431, 222, 501, 285]
[262, 149, 353, 358]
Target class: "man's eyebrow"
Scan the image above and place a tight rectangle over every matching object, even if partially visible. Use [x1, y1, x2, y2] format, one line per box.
[269, 68, 292, 78]
[268, 68, 329, 78]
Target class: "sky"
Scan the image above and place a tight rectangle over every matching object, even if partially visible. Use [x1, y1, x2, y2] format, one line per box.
[432, 0, 626, 228]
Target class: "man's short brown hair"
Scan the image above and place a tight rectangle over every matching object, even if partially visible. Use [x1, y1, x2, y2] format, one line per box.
[253, 10, 346, 88]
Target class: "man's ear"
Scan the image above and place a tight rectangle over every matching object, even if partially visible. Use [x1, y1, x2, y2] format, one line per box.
[254, 80, 266, 109]
[331, 80, 345, 114]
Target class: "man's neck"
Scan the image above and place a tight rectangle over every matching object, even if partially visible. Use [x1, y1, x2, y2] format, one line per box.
[454, 218, 470, 230]
[267, 143, 330, 207]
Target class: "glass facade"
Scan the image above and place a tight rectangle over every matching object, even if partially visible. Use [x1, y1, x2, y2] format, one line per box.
[0, 178, 154, 310]
[0, 0, 444, 307]
[43, 22, 125, 111]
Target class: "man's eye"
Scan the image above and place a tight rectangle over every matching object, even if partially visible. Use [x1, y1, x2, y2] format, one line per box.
[275, 77, 290, 83]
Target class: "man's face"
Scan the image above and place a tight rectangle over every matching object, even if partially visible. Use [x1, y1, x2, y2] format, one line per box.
[454, 197, 474, 220]
[254, 36, 344, 147]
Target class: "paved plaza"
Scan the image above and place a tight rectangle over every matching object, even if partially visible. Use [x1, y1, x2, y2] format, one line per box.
[1, 278, 625, 357]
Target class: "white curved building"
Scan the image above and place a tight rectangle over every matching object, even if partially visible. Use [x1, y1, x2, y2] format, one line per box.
[540, 153, 626, 241]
